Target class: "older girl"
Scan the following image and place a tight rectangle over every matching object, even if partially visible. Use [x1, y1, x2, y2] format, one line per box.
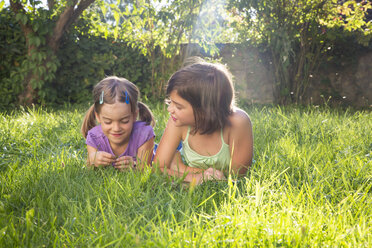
[154, 62, 253, 184]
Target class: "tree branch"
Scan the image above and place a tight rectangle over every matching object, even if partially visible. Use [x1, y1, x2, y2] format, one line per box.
[66, 0, 96, 28]
[48, 0, 95, 51]
[47, 0, 55, 10]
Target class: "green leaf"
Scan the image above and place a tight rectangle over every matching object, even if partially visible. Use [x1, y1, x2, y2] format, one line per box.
[51, 63, 57, 72]
[0, 226, 7, 240]
[101, 4, 107, 16]
[21, 15, 28, 25]
[31, 51, 37, 60]
[35, 37, 41, 47]
[15, 13, 22, 21]
[113, 11, 120, 25]
[37, 80, 43, 89]
[114, 27, 118, 39]
[30, 78, 38, 88]
[33, 22, 39, 32]
[38, 66, 45, 76]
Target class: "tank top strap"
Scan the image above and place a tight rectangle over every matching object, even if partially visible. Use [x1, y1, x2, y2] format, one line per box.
[220, 128, 226, 144]
[184, 126, 191, 142]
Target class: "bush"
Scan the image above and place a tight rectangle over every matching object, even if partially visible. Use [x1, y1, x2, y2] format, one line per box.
[0, 9, 26, 111]
[49, 19, 152, 105]
[0, 12, 152, 109]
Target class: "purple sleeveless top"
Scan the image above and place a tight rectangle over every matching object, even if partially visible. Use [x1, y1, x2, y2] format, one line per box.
[86, 121, 155, 159]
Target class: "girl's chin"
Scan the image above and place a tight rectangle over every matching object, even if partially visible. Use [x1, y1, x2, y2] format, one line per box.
[109, 135, 127, 143]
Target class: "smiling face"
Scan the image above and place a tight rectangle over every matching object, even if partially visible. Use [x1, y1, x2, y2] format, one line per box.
[95, 101, 137, 148]
[167, 90, 195, 127]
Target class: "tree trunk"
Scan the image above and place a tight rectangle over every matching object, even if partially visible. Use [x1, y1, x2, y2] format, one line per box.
[10, 0, 95, 105]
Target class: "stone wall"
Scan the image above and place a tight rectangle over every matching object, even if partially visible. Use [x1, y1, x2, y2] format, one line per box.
[305, 51, 372, 107]
[185, 44, 371, 107]
[218, 44, 275, 104]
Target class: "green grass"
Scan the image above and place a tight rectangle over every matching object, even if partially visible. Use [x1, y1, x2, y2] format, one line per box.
[0, 103, 371, 247]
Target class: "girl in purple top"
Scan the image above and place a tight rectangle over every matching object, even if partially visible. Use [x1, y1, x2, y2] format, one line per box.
[81, 76, 155, 170]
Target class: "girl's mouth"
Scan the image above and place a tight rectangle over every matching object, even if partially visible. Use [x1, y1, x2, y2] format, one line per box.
[112, 133, 122, 137]
[171, 115, 177, 121]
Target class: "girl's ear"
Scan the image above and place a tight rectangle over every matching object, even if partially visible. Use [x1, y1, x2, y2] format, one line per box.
[95, 111, 101, 123]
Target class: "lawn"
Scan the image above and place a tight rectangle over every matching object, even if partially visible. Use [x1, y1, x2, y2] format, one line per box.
[0, 103, 371, 247]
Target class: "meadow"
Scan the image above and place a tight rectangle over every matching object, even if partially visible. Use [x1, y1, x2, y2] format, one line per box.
[0, 103, 371, 247]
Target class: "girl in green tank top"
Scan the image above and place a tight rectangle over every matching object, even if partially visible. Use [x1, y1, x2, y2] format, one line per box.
[181, 127, 231, 173]
[154, 61, 253, 185]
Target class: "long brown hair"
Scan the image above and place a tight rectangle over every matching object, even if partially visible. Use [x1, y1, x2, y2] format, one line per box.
[81, 76, 155, 138]
[166, 62, 235, 135]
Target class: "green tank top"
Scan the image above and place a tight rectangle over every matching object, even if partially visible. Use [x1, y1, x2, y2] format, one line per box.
[181, 127, 231, 172]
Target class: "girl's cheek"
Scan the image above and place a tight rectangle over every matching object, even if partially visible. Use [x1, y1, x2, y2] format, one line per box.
[167, 105, 172, 113]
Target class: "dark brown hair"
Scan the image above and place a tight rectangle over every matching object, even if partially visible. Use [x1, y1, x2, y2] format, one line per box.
[81, 76, 155, 138]
[166, 62, 235, 134]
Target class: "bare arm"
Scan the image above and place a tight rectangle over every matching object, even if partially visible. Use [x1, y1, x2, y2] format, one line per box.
[136, 137, 155, 169]
[153, 118, 184, 171]
[228, 108, 254, 176]
[153, 118, 204, 175]
[154, 118, 225, 183]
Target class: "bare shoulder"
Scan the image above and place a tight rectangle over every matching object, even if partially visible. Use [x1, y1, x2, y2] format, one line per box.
[229, 107, 252, 129]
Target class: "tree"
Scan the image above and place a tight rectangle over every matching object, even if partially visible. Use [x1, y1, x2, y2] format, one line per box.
[2, 0, 96, 105]
[94, 0, 232, 98]
[2, 0, 234, 104]
[228, 0, 372, 104]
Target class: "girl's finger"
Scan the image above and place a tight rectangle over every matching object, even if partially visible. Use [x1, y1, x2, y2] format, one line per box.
[115, 159, 135, 169]
[98, 157, 115, 166]
[114, 164, 130, 171]
[99, 158, 111, 164]
[102, 155, 116, 161]
[116, 156, 132, 162]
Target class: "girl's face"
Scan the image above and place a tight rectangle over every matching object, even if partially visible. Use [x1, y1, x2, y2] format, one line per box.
[95, 101, 137, 148]
[167, 90, 195, 127]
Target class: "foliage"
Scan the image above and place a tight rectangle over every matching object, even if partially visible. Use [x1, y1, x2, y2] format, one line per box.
[0, 2, 60, 106]
[88, 0, 234, 98]
[1, 0, 234, 104]
[1, 0, 96, 105]
[0, 1, 152, 108]
[0, 9, 25, 111]
[0, 104, 371, 246]
[228, 0, 372, 104]
[2, 0, 370, 107]
[51, 17, 151, 104]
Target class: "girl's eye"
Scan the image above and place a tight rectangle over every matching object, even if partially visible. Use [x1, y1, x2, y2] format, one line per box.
[104, 121, 112, 125]
[121, 120, 129, 124]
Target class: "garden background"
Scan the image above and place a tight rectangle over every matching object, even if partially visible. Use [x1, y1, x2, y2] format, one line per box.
[1, 0, 371, 247]
[1, 0, 372, 110]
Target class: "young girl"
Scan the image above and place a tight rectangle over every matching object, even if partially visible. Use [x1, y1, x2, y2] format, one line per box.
[81, 76, 155, 170]
[153, 62, 253, 184]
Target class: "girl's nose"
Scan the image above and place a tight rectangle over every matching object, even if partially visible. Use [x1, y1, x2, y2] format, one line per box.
[167, 104, 173, 113]
[112, 122, 121, 131]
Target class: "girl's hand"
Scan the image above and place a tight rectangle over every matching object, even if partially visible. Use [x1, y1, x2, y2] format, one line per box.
[90, 151, 116, 167]
[114, 156, 136, 171]
[197, 168, 226, 184]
